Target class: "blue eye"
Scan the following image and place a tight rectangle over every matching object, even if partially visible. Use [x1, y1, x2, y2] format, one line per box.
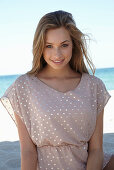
[46, 45, 52, 48]
[62, 44, 68, 47]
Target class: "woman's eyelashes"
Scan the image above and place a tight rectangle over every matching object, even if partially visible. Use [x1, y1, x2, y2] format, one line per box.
[45, 44, 69, 48]
[46, 45, 52, 48]
[62, 44, 69, 47]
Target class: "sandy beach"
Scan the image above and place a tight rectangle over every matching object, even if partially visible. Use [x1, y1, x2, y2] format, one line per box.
[0, 90, 114, 169]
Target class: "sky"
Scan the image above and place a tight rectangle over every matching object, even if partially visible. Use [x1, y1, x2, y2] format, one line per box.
[0, 0, 114, 75]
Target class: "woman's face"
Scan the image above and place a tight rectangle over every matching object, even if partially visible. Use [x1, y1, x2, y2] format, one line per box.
[43, 27, 73, 70]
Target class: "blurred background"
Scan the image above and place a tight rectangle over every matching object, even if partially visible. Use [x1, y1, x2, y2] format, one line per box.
[0, 0, 114, 96]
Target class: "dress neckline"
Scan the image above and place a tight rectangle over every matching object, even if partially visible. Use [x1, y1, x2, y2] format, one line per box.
[29, 72, 85, 94]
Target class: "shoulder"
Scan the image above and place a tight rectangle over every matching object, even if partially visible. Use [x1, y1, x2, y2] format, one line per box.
[14, 73, 30, 86]
[9, 73, 30, 93]
[2, 73, 32, 98]
[15, 73, 28, 83]
[83, 73, 104, 87]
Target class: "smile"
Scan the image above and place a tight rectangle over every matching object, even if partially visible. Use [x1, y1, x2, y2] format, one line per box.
[52, 59, 64, 64]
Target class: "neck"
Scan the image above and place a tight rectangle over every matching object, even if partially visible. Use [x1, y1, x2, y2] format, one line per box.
[40, 64, 78, 79]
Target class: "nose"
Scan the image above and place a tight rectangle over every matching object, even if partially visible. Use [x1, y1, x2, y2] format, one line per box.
[53, 48, 62, 59]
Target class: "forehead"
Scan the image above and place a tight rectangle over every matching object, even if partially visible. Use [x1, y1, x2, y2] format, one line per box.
[45, 27, 72, 43]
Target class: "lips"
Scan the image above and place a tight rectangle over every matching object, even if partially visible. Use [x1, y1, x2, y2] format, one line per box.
[52, 59, 64, 62]
[52, 59, 64, 64]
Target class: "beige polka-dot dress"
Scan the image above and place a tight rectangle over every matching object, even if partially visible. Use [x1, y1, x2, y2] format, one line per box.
[0, 72, 112, 170]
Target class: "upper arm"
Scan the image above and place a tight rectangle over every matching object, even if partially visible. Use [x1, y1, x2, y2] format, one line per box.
[14, 112, 37, 153]
[88, 109, 104, 152]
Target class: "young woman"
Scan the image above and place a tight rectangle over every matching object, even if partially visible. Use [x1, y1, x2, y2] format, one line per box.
[0, 10, 114, 170]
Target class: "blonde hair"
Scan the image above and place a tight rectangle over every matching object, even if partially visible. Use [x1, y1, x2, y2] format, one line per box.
[27, 10, 95, 76]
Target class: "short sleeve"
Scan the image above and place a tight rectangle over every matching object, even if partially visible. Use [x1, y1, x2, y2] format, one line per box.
[0, 76, 31, 136]
[97, 79, 111, 115]
[0, 81, 18, 126]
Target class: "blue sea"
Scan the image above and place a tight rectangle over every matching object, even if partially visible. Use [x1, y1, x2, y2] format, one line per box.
[0, 67, 114, 97]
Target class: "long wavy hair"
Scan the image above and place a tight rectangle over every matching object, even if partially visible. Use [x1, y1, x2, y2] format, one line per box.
[26, 10, 95, 76]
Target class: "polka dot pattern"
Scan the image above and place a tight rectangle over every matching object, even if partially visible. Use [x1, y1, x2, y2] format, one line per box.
[0, 72, 111, 170]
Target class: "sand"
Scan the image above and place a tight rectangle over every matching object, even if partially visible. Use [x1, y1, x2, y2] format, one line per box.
[0, 90, 114, 169]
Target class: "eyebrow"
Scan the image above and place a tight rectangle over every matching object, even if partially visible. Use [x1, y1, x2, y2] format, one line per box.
[46, 40, 70, 44]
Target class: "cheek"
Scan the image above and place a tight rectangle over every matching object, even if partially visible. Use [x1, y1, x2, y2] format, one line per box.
[63, 47, 72, 57]
[43, 50, 51, 59]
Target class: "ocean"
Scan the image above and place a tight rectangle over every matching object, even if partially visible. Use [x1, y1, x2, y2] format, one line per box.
[0, 67, 114, 97]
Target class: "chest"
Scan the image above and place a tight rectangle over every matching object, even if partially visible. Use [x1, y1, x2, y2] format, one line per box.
[36, 77, 81, 93]
[29, 86, 97, 137]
